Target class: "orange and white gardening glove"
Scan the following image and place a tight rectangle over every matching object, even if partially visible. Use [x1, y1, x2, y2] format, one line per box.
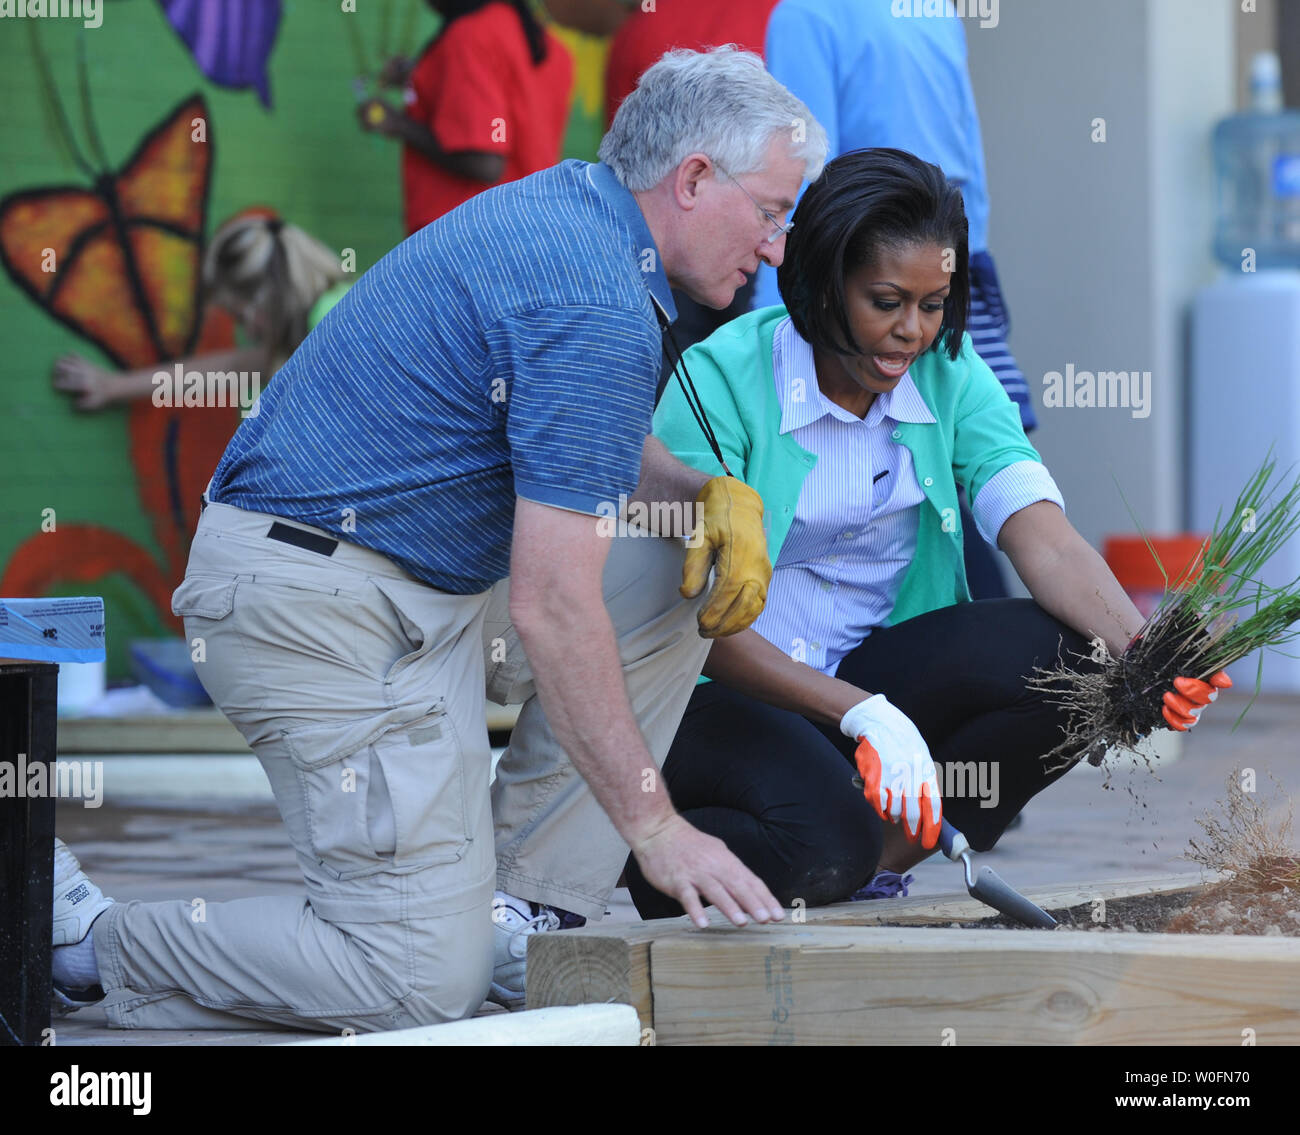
[841, 695, 943, 849]
[1162, 670, 1232, 731]
[681, 476, 771, 638]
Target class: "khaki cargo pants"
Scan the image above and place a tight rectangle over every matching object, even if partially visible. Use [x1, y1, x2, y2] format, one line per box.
[90, 499, 709, 1032]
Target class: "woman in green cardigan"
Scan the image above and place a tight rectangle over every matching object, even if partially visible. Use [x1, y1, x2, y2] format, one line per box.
[628, 148, 1228, 918]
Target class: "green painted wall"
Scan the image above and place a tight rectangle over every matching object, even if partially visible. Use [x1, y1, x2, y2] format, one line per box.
[0, 1, 607, 680]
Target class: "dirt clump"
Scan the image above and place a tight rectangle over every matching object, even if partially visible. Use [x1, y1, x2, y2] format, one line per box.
[938, 767, 1300, 935]
[1165, 882, 1300, 936]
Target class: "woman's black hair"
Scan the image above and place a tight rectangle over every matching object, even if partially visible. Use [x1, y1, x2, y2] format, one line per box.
[426, 0, 548, 65]
[778, 148, 970, 362]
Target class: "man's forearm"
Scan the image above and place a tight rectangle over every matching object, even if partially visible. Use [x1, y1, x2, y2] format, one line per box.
[623, 436, 712, 536]
[512, 592, 676, 846]
[630, 436, 711, 506]
[704, 628, 867, 728]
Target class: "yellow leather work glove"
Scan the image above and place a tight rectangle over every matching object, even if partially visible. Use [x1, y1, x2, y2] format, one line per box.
[680, 476, 771, 638]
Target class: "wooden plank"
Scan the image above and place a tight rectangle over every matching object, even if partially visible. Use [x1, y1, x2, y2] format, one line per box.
[649, 925, 1300, 1046]
[527, 925, 661, 1028]
[287, 1004, 640, 1047]
[526, 873, 1211, 1028]
[524, 897, 983, 1026]
[58, 711, 250, 754]
[57, 704, 522, 754]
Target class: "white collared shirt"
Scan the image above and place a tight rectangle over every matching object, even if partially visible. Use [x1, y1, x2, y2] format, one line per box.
[750, 318, 1064, 675]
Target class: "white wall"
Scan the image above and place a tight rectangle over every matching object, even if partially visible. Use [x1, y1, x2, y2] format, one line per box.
[965, 0, 1234, 555]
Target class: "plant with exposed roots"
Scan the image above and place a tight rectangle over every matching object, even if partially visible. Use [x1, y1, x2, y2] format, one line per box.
[1029, 457, 1300, 770]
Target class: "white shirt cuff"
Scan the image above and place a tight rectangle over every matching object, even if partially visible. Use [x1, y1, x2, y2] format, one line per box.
[971, 461, 1065, 547]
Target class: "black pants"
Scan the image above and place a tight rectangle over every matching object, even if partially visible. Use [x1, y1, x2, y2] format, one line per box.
[624, 599, 1099, 919]
[960, 494, 1008, 600]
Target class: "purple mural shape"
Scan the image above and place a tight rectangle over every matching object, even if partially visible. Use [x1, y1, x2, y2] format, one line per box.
[158, 0, 283, 108]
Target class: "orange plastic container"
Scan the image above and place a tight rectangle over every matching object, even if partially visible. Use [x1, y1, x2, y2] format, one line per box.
[1103, 534, 1209, 620]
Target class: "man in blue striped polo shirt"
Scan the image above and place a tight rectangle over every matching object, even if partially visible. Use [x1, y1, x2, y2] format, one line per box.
[48, 47, 829, 1030]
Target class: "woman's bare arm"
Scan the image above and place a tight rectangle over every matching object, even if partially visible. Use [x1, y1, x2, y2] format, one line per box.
[997, 500, 1144, 656]
[703, 627, 871, 728]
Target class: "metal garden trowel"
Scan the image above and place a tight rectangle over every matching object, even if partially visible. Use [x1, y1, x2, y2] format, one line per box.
[849, 767, 1057, 927]
[938, 818, 1057, 928]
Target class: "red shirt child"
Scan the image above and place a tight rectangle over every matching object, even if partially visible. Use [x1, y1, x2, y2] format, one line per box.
[402, 1, 574, 233]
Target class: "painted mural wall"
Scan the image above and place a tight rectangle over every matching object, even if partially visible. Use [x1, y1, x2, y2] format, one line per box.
[0, 0, 608, 679]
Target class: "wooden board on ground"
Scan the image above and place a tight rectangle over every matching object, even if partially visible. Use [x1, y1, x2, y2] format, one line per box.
[59, 710, 250, 754]
[57, 704, 521, 753]
[649, 925, 1300, 1046]
[526, 873, 1218, 1039]
[287, 1004, 640, 1047]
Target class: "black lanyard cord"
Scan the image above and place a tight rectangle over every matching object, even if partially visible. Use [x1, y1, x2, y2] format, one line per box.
[652, 297, 735, 479]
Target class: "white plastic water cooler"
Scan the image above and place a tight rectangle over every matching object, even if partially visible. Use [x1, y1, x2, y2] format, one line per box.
[1190, 268, 1300, 692]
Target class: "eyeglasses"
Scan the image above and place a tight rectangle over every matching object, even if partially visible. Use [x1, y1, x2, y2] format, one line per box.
[713, 160, 794, 245]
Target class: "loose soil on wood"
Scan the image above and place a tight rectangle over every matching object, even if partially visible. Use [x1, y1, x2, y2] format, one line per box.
[891, 881, 1300, 936]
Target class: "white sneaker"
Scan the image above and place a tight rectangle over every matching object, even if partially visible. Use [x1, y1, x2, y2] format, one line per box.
[51, 838, 113, 1014]
[487, 892, 560, 1010]
[53, 837, 114, 947]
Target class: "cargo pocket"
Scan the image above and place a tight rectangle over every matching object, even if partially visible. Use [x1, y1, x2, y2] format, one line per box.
[366, 706, 471, 869]
[280, 716, 395, 881]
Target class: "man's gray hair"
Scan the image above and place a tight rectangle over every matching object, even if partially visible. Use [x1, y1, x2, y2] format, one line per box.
[599, 46, 828, 191]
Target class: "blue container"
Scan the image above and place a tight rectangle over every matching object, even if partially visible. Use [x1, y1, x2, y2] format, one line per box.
[1213, 110, 1300, 268]
[128, 638, 211, 708]
[1213, 53, 1300, 269]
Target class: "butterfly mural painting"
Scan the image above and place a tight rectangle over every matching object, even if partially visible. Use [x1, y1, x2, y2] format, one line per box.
[0, 93, 215, 368]
[0, 89, 238, 636]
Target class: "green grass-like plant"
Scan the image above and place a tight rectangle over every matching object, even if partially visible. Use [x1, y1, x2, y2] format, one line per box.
[1031, 457, 1300, 768]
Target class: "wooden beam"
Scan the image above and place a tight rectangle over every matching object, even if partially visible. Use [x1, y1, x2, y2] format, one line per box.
[527, 925, 660, 1027]
[286, 1004, 640, 1046]
[58, 710, 250, 754]
[57, 704, 522, 754]
[649, 925, 1300, 1045]
[526, 873, 1210, 1030]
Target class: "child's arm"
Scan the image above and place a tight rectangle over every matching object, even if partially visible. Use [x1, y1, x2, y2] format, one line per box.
[357, 99, 505, 184]
[52, 345, 269, 411]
